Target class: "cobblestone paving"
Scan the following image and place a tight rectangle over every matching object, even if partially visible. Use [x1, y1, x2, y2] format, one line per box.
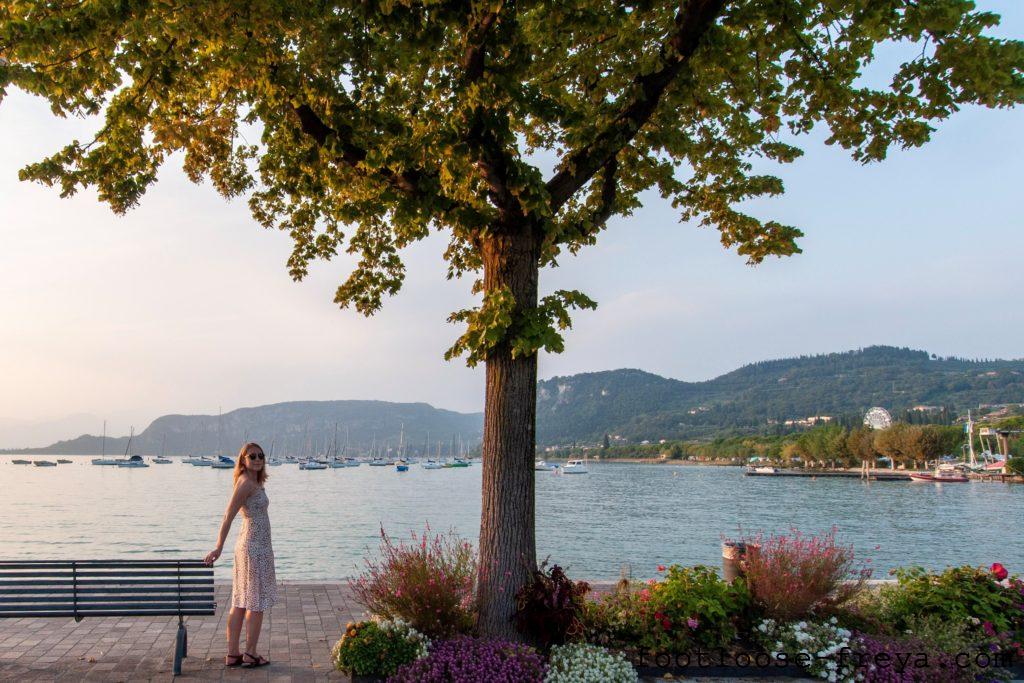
[0, 583, 361, 682]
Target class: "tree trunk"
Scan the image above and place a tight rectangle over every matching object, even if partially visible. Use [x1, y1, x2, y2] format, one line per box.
[475, 229, 539, 640]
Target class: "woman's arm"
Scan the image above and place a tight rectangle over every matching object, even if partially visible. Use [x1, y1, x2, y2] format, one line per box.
[204, 480, 254, 565]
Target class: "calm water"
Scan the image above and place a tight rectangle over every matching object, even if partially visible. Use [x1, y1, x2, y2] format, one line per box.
[1, 458, 1020, 581]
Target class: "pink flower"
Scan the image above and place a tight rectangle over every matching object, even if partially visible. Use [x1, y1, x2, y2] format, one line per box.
[639, 589, 650, 601]
[647, 578, 657, 586]
[687, 617, 700, 629]
[983, 621, 996, 637]
[992, 563, 1009, 580]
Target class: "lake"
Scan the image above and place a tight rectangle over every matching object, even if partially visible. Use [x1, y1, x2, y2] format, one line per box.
[1, 457, 1019, 581]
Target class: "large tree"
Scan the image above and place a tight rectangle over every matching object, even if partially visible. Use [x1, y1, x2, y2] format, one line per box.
[2, 0, 1021, 637]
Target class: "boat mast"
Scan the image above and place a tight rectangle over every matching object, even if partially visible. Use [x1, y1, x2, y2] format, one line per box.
[123, 426, 134, 457]
[101, 420, 106, 457]
[966, 411, 977, 467]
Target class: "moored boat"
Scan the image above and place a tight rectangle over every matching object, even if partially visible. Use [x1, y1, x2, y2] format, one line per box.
[209, 455, 235, 469]
[534, 460, 558, 471]
[909, 463, 969, 483]
[421, 460, 444, 470]
[117, 455, 149, 468]
[12, 459, 30, 465]
[396, 461, 409, 472]
[563, 459, 588, 474]
[152, 457, 172, 464]
[33, 460, 57, 467]
[57, 459, 72, 464]
[299, 459, 328, 470]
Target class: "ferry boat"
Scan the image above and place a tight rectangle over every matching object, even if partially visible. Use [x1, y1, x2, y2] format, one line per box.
[909, 463, 969, 483]
[563, 459, 588, 474]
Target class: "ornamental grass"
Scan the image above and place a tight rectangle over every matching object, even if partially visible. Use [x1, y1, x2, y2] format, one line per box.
[350, 526, 477, 638]
[739, 527, 870, 622]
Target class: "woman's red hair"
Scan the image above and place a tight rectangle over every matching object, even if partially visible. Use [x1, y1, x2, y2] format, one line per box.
[234, 442, 268, 485]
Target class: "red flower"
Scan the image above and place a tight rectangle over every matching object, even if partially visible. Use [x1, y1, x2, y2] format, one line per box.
[992, 563, 1009, 580]
[657, 564, 666, 572]
[661, 618, 671, 630]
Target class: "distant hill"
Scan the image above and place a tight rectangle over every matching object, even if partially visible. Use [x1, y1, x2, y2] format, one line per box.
[535, 346, 1024, 444]
[7, 346, 1023, 454]
[5, 401, 484, 457]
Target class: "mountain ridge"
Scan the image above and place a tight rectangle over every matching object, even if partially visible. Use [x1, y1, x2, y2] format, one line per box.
[5, 346, 1022, 453]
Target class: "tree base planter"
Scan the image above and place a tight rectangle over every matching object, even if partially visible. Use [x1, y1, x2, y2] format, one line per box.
[636, 663, 807, 678]
[351, 674, 385, 683]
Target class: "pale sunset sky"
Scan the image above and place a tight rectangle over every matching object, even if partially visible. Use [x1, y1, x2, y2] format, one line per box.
[1, 3, 1022, 447]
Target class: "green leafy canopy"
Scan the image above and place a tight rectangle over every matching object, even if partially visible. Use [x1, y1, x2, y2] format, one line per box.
[2, 0, 1021, 362]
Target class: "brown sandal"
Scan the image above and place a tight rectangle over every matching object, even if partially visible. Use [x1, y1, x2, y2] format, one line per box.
[224, 653, 244, 667]
[242, 652, 270, 667]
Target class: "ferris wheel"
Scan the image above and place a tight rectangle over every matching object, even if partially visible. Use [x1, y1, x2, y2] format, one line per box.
[863, 407, 893, 430]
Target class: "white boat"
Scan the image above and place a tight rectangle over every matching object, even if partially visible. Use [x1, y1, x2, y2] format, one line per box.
[422, 460, 445, 470]
[328, 458, 348, 468]
[33, 460, 57, 467]
[299, 459, 328, 470]
[267, 458, 284, 467]
[152, 457, 172, 464]
[534, 460, 559, 471]
[91, 457, 121, 465]
[91, 421, 117, 465]
[186, 456, 215, 466]
[909, 463, 969, 483]
[210, 455, 235, 469]
[368, 459, 391, 466]
[117, 455, 149, 468]
[563, 459, 588, 474]
[343, 458, 361, 467]
[747, 465, 779, 474]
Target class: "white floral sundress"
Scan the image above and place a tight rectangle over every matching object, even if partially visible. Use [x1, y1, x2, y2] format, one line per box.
[231, 486, 277, 612]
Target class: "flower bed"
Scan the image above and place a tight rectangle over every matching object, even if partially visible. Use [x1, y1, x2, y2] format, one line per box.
[346, 526, 1024, 682]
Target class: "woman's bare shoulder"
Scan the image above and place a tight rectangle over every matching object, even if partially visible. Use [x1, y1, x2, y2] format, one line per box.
[233, 477, 258, 495]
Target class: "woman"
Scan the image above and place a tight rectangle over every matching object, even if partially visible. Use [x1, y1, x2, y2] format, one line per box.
[204, 442, 277, 668]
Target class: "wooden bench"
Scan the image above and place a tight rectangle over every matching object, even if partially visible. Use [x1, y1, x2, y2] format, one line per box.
[0, 559, 215, 676]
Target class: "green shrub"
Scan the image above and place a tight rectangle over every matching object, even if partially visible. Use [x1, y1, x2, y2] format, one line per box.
[584, 566, 748, 654]
[331, 618, 428, 677]
[880, 566, 1022, 634]
[1006, 457, 1024, 476]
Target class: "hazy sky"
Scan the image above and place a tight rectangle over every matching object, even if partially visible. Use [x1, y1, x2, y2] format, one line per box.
[2, 3, 1022, 447]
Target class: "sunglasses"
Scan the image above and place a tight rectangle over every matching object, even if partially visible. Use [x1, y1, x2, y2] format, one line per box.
[246, 452, 265, 460]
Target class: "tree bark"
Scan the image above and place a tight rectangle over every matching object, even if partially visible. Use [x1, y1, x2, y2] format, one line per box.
[475, 228, 539, 639]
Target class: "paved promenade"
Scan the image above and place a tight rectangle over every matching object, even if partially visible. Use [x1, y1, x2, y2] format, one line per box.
[0, 581, 818, 683]
[0, 583, 357, 682]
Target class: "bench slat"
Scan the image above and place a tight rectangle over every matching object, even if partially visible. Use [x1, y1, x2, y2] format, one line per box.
[0, 595, 214, 604]
[0, 560, 210, 569]
[0, 609, 215, 618]
[0, 601, 214, 611]
[0, 578, 214, 587]
[0, 570, 212, 579]
[0, 586, 215, 596]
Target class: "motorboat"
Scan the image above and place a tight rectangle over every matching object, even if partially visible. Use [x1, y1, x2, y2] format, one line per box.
[299, 459, 328, 470]
[12, 459, 30, 465]
[396, 461, 409, 472]
[909, 463, 969, 483]
[91, 457, 121, 465]
[447, 459, 470, 468]
[152, 457, 172, 464]
[328, 459, 348, 468]
[185, 456, 215, 466]
[267, 458, 284, 466]
[210, 456, 235, 469]
[343, 458, 361, 467]
[33, 460, 57, 467]
[57, 459, 73, 464]
[746, 465, 779, 474]
[117, 455, 149, 468]
[421, 460, 444, 470]
[563, 459, 588, 474]
[535, 460, 559, 471]
[368, 459, 391, 466]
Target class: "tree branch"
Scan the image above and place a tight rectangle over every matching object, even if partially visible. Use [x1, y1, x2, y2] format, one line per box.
[545, 0, 727, 214]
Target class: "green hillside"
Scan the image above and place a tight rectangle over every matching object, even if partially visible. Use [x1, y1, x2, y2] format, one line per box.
[535, 346, 1024, 444]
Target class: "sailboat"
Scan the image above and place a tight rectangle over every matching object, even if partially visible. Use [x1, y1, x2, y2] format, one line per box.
[152, 435, 171, 463]
[91, 421, 120, 465]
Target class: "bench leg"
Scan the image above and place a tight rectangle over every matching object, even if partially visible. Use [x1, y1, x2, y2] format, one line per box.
[173, 620, 186, 676]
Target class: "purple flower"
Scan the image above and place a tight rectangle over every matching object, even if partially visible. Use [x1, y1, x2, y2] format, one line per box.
[687, 617, 700, 629]
[387, 637, 546, 683]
